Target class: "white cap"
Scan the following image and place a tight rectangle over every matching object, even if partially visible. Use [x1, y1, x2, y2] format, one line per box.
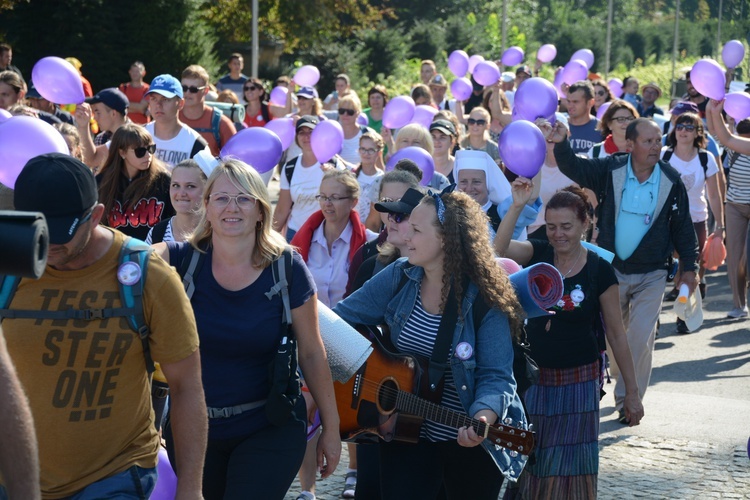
[194, 149, 219, 178]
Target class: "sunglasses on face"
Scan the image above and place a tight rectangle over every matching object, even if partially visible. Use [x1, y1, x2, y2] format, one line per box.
[181, 85, 206, 94]
[595, 90, 607, 97]
[467, 118, 487, 126]
[315, 194, 351, 203]
[338, 108, 356, 116]
[133, 144, 157, 158]
[675, 124, 696, 132]
[244, 85, 261, 92]
[388, 212, 409, 223]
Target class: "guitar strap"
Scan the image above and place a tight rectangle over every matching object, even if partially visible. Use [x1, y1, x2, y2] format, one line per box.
[426, 284, 459, 395]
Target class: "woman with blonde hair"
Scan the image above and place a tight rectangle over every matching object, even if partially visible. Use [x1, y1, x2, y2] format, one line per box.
[97, 123, 174, 241]
[334, 189, 529, 498]
[461, 106, 500, 163]
[155, 159, 341, 499]
[338, 93, 366, 165]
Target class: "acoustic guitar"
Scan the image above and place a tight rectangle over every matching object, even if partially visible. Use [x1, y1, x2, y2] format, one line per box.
[334, 338, 535, 455]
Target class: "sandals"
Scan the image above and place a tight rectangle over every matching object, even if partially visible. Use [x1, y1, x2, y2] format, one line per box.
[296, 492, 315, 500]
[341, 471, 357, 498]
[617, 408, 630, 425]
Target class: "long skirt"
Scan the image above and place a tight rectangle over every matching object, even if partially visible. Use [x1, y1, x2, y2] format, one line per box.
[515, 361, 600, 500]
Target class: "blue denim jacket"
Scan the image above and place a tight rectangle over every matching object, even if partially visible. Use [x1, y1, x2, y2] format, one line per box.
[333, 258, 529, 481]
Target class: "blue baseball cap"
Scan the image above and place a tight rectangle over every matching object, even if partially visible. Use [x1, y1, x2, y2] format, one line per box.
[146, 74, 183, 99]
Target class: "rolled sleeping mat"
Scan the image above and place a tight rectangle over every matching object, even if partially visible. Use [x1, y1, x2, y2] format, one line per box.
[509, 262, 564, 318]
[317, 300, 374, 383]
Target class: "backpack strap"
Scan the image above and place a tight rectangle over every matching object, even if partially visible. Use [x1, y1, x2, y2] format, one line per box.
[192, 108, 223, 146]
[150, 218, 170, 244]
[0, 274, 22, 319]
[662, 147, 673, 163]
[265, 247, 294, 329]
[284, 157, 298, 186]
[592, 144, 601, 158]
[698, 149, 709, 177]
[178, 245, 206, 300]
[119, 237, 154, 374]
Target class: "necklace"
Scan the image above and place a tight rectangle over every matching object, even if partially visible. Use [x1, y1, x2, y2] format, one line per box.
[555, 245, 583, 278]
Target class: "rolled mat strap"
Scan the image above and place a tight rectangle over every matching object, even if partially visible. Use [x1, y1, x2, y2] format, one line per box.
[509, 262, 564, 318]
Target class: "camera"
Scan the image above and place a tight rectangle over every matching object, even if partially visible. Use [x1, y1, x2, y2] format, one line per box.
[0, 211, 49, 278]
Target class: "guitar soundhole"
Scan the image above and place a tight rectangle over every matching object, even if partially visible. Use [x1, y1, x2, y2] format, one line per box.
[376, 378, 398, 414]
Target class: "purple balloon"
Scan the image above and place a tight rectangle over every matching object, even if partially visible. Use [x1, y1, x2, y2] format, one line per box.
[269, 86, 288, 107]
[514, 77, 558, 122]
[724, 92, 750, 121]
[511, 106, 522, 122]
[537, 44, 557, 63]
[448, 50, 470, 78]
[385, 146, 434, 186]
[608, 78, 624, 98]
[0, 116, 69, 188]
[451, 77, 473, 101]
[722, 40, 745, 69]
[553, 70, 566, 99]
[294, 65, 320, 87]
[411, 105, 438, 129]
[311, 120, 344, 163]
[596, 102, 612, 121]
[691, 59, 726, 101]
[571, 49, 595, 69]
[382, 96, 416, 129]
[501, 47, 525, 67]
[468, 55, 485, 73]
[151, 448, 177, 500]
[562, 59, 589, 85]
[264, 117, 295, 151]
[0, 108, 11, 123]
[473, 61, 501, 86]
[357, 112, 369, 127]
[31, 56, 85, 105]
[498, 120, 546, 178]
[220, 127, 283, 173]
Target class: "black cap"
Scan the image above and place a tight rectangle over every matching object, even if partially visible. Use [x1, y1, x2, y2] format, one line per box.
[296, 115, 319, 132]
[429, 119, 457, 137]
[14, 153, 98, 244]
[26, 82, 42, 99]
[516, 65, 532, 76]
[85, 88, 129, 115]
[375, 188, 424, 215]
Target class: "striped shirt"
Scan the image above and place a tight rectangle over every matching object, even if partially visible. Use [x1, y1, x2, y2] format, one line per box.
[144, 218, 175, 245]
[397, 292, 465, 442]
[725, 149, 750, 204]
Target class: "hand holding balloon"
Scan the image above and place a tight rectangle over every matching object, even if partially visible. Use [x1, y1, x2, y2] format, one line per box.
[73, 102, 92, 130]
[510, 176, 535, 208]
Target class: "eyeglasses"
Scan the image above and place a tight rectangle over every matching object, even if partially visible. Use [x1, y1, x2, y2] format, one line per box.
[596, 90, 607, 97]
[338, 108, 356, 116]
[208, 192, 257, 208]
[675, 124, 696, 132]
[467, 118, 487, 126]
[612, 116, 635, 124]
[182, 85, 207, 94]
[359, 147, 379, 155]
[388, 212, 409, 223]
[133, 144, 156, 158]
[315, 194, 351, 203]
[244, 85, 261, 92]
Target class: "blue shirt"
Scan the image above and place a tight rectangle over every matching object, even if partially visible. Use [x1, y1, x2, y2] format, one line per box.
[615, 157, 660, 260]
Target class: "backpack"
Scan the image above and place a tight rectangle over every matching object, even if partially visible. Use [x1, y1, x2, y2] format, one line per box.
[283, 155, 346, 186]
[585, 250, 611, 399]
[0, 237, 156, 374]
[192, 107, 223, 147]
[206, 101, 247, 126]
[661, 147, 710, 178]
[149, 218, 170, 244]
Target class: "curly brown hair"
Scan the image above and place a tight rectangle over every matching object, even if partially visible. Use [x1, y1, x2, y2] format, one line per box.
[420, 191, 525, 339]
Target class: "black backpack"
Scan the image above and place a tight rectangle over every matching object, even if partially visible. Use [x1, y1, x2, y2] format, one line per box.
[661, 147, 710, 178]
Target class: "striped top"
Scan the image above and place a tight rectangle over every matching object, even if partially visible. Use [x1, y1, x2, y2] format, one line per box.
[144, 218, 175, 245]
[397, 292, 465, 442]
[725, 149, 750, 204]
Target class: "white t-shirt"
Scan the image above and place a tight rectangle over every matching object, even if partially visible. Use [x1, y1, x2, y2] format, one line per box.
[280, 155, 336, 231]
[355, 169, 384, 222]
[340, 129, 363, 165]
[660, 147, 719, 222]
[145, 122, 209, 170]
[528, 162, 578, 234]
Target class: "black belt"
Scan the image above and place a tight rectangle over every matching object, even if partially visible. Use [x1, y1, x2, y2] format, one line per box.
[207, 399, 267, 419]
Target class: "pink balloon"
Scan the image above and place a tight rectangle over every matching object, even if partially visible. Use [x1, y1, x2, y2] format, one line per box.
[501, 47, 525, 67]
[571, 49, 595, 69]
[608, 78, 623, 98]
[31, 56, 85, 105]
[451, 77, 473, 101]
[553, 70, 566, 99]
[0, 108, 11, 123]
[495, 257, 523, 275]
[264, 117, 295, 150]
[722, 40, 745, 69]
[468, 55, 485, 73]
[411, 105, 438, 129]
[499, 120, 546, 178]
[691, 59, 726, 101]
[269, 86, 288, 107]
[562, 59, 589, 85]
[220, 127, 283, 173]
[311, 120, 344, 163]
[537, 44, 557, 63]
[382, 96, 416, 129]
[151, 448, 177, 500]
[0, 116, 69, 188]
[448, 50, 469, 78]
[473, 61, 501, 86]
[596, 102, 612, 121]
[514, 77, 558, 122]
[357, 113, 369, 127]
[724, 92, 750, 121]
[385, 146, 435, 186]
[294, 65, 320, 87]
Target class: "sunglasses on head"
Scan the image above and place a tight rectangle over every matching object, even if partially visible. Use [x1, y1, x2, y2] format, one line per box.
[338, 108, 356, 116]
[181, 85, 206, 94]
[675, 123, 696, 132]
[467, 118, 486, 126]
[133, 144, 157, 158]
[388, 212, 409, 223]
[244, 85, 262, 92]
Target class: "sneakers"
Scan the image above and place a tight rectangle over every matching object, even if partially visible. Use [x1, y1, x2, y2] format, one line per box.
[675, 318, 690, 334]
[727, 307, 749, 319]
[617, 408, 630, 425]
[341, 470, 357, 498]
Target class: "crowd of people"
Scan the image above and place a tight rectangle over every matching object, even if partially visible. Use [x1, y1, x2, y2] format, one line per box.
[0, 39, 748, 500]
